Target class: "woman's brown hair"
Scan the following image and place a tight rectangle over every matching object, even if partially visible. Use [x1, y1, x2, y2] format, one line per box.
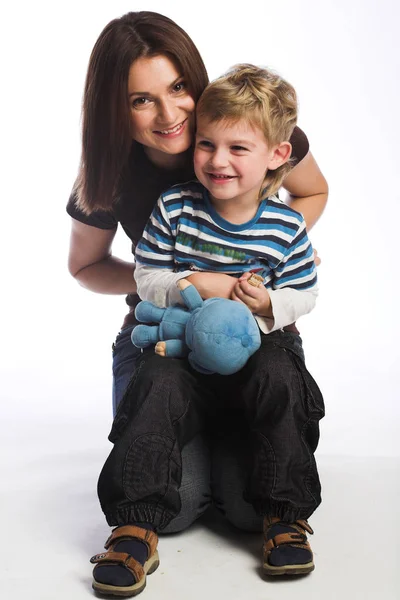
[76, 11, 209, 214]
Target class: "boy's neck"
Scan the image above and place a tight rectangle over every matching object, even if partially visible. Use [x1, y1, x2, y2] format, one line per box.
[209, 194, 261, 225]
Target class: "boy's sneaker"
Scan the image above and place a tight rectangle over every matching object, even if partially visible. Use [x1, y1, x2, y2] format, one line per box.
[263, 516, 314, 576]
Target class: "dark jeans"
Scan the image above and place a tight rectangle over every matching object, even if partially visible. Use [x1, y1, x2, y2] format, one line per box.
[101, 329, 324, 531]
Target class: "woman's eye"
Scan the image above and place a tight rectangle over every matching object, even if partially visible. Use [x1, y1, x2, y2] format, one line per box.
[132, 97, 150, 108]
[173, 81, 186, 93]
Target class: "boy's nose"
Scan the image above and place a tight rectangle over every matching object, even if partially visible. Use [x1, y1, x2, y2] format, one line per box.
[209, 148, 229, 169]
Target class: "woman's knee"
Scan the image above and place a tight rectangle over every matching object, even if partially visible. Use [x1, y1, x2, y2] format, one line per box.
[213, 466, 263, 532]
[211, 437, 263, 533]
[161, 434, 212, 534]
[223, 499, 263, 532]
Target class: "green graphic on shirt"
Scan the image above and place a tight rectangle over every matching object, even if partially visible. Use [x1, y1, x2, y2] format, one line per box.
[177, 233, 247, 262]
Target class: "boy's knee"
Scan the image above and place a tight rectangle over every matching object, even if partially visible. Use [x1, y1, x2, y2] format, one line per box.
[139, 355, 191, 388]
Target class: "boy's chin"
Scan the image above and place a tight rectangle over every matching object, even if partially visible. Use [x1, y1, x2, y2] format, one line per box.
[209, 192, 238, 204]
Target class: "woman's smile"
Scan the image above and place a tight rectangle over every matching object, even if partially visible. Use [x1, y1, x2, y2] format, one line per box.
[154, 118, 188, 137]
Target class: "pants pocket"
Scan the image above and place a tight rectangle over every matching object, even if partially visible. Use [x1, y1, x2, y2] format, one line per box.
[288, 350, 325, 419]
[123, 433, 175, 501]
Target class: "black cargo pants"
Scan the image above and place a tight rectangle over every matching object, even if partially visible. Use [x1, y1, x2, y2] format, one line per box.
[98, 330, 325, 529]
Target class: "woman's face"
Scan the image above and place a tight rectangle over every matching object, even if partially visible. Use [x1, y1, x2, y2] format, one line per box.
[128, 55, 196, 166]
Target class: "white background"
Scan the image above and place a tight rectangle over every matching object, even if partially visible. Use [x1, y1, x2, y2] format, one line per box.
[2, 0, 399, 463]
[1, 3, 400, 599]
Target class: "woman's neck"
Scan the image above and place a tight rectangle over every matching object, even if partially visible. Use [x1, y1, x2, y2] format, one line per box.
[144, 146, 191, 170]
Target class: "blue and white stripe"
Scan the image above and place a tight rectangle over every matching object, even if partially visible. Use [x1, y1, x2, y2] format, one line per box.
[135, 181, 317, 291]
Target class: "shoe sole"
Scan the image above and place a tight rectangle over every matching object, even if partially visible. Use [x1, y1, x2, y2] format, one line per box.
[263, 560, 314, 576]
[92, 550, 160, 597]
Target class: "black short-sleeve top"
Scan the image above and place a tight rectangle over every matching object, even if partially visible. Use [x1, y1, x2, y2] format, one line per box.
[66, 126, 309, 327]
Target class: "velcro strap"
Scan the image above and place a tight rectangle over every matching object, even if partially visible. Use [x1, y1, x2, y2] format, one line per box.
[104, 525, 158, 558]
[264, 531, 308, 552]
[90, 551, 144, 582]
[296, 519, 314, 535]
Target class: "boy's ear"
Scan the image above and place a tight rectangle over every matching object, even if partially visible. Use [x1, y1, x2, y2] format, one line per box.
[267, 142, 292, 171]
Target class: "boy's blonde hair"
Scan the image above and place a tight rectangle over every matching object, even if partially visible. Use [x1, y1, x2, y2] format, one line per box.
[196, 64, 298, 197]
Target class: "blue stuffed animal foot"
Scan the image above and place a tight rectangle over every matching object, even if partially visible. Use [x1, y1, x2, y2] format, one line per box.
[155, 341, 166, 356]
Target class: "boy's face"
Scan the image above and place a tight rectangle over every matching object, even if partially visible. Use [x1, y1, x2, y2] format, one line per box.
[194, 116, 276, 206]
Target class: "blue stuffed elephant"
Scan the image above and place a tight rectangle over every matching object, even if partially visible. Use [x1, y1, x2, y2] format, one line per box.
[131, 280, 261, 375]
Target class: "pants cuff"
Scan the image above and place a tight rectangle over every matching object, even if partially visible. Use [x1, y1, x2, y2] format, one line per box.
[255, 499, 320, 522]
[105, 503, 174, 531]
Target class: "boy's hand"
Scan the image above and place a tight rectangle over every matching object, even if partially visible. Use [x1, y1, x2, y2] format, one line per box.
[231, 272, 273, 317]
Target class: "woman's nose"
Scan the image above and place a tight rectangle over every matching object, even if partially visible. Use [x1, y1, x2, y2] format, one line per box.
[157, 99, 177, 126]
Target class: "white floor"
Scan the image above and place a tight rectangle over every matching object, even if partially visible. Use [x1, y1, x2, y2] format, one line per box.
[1, 414, 399, 600]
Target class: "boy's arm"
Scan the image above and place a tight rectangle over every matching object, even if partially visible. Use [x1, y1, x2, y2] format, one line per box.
[232, 277, 317, 333]
[232, 218, 318, 332]
[135, 264, 193, 306]
[135, 193, 240, 304]
[266, 217, 318, 331]
[134, 196, 192, 306]
[258, 286, 318, 333]
[186, 272, 238, 299]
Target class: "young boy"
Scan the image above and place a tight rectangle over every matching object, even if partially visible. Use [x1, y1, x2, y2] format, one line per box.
[135, 63, 317, 342]
[133, 64, 324, 576]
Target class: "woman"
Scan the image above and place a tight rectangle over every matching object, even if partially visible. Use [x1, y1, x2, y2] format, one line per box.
[67, 11, 328, 597]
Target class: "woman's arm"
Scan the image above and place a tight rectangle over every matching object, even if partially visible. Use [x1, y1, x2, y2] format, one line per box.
[68, 218, 137, 295]
[282, 152, 328, 231]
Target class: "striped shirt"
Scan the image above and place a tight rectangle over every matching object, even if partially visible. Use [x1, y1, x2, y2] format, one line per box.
[135, 181, 317, 291]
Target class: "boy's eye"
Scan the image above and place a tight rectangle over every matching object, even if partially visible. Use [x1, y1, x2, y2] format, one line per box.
[197, 140, 213, 148]
[231, 145, 248, 152]
[132, 97, 151, 109]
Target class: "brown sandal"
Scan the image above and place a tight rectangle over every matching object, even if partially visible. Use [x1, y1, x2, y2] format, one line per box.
[90, 525, 160, 597]
[263, 517, 314, 576]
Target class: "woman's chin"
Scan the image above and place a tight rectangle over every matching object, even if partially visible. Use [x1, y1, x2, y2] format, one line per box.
[145, 142, 192, 167]
[158, 135, 192, 155]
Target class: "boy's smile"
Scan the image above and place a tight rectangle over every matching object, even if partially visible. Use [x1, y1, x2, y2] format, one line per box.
[194, 116, 276, 212]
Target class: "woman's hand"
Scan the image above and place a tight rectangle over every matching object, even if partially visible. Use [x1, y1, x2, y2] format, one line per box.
[313, 248, 321, 267]
[231, 273, 272, 317]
